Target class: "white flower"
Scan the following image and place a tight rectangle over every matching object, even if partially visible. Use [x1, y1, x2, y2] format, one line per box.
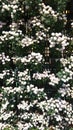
[0, 73, 5, 79]
[1, 101, 9, 111]
[56, 115, 62, 121]
[6, 77, 14, 84]
[49, 33, 69, 50]
[2, 4, 10, 11]
[17, 101, 30, 111]
[21, 36, 34, 47]
[49, 73, 60, 85]
[3, 112, 13, 121]
[71, 22, 73, 28]
[23, 123, 32, 130]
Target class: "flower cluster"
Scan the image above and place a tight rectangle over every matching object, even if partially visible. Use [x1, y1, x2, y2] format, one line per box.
[20, 52, 43, 65]
[33, 70, 50, 80]
[71, 22, 73, 28]
[31, 17, 43, 28]
[49, 32, 70, 50]
[40, 3, 57, 18]
[21, 36, 34, 47]
[1, 2, 11, 12]
[31, 16, 50, 42]
[58, 85, 73, 98]
[4, 69, 31, 86]
[60, 56, 73, 83]
[33, 71, 60, 86]
[0, 52, 10, 64]
[36, 98, 73, 129]
[49, 73, 60, 86]
[0, 124, 14, 130]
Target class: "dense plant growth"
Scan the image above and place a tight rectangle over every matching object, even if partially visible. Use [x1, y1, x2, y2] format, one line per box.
[0, 0, 73, 130]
